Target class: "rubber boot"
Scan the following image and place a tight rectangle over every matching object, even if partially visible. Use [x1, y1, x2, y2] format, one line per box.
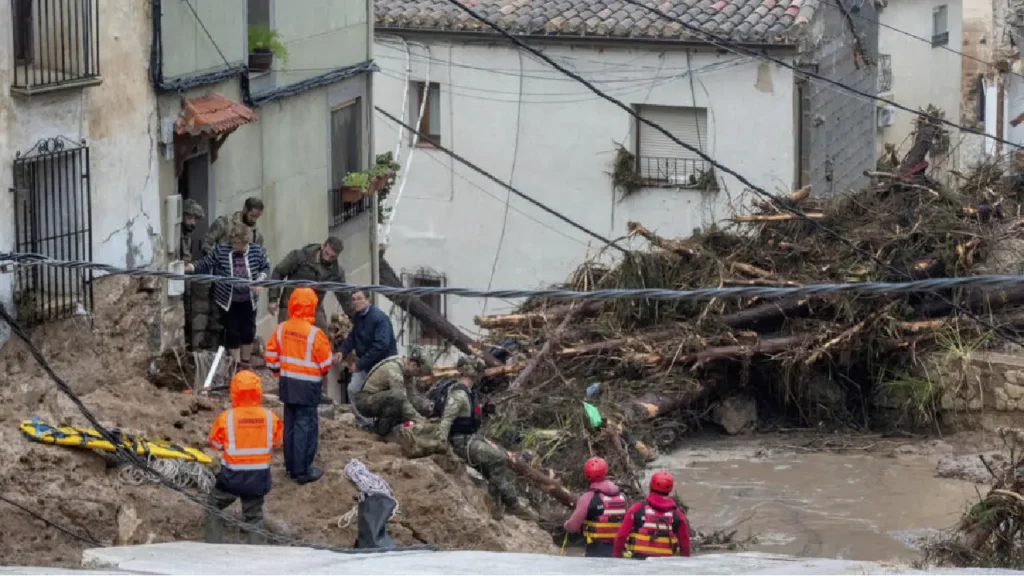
[204, 511, 224, 544]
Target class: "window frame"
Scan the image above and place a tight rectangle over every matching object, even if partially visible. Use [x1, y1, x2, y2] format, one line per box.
[328, 98, 366, 227]
[412, 81, 442, 147]
[634, 104, 713, 189]
[10, 0, 103, 93]
[402, 269, 447, 347]
[932, 4, 949, 47]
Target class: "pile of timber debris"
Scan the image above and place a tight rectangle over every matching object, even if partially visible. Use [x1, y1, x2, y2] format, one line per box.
[410, 152, 1024, 501]
[925, 427, 1024, 568]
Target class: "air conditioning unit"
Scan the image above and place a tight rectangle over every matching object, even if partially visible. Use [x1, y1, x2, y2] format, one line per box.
[876, 105, 896, 128]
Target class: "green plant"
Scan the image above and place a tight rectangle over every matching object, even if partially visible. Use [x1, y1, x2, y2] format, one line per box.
[248, 25, 288, 62]
[610, 145, 643, 198]
[342, 171, 370, 190]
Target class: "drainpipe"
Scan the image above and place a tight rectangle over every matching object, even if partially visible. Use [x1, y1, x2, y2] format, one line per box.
[997, 72, 1006, 158]
[367, 0, 380, 290]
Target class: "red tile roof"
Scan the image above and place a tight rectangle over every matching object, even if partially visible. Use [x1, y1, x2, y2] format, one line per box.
[174, 93, 258, 137]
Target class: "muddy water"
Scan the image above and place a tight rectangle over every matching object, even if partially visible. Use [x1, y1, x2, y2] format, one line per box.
[655, 440, 982, 561]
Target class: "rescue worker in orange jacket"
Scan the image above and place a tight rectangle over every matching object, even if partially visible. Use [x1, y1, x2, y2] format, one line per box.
[563, 457, 628, 557]
[204, 370, 283, 544]
[264, 287, 333, 485]
[612, 471, 691, 559]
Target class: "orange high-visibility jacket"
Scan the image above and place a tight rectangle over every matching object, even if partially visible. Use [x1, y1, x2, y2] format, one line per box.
[264, 287, 332, 405]
[208, 371, 283, 495]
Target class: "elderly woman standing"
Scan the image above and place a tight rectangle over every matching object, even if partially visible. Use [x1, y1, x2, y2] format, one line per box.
[186, 221, 270, 370]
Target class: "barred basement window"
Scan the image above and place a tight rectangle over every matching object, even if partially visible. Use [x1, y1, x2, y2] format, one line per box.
[11, 0, 102, 94]
[635, 104, 714, 188]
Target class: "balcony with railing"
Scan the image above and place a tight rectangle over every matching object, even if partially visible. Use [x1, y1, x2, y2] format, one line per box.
[637, 156, 716, 189]
[328, 189, 370, 227]
[10, 0, 102, 95]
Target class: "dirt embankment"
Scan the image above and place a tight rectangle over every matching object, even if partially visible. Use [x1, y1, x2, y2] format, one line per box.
[0, 276, 553, 568]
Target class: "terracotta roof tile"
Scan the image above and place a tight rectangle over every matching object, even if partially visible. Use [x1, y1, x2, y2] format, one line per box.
[174, 93, 258, 137]
[374, 0, 819, 43]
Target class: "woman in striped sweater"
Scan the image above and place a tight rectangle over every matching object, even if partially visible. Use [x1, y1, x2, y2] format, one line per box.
[186, 221, 271, 370]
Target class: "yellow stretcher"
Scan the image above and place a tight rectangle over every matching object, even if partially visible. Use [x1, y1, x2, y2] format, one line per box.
[19, 417, 212, 464]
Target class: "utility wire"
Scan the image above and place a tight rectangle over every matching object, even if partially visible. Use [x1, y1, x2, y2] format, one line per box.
[7, 252, 1024, 303]
[0, 493, 105, 547]
[374, 107, 627, 254]
[617, 0, 1020, 150]
[0, 301, 435, 554]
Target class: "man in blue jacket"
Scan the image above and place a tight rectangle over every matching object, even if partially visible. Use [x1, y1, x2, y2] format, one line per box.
[337, 290, 397, 427]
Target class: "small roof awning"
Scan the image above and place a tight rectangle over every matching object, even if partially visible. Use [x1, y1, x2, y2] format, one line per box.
[174, 93, 257, 137]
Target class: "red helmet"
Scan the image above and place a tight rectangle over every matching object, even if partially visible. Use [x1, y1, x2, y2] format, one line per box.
[650, 471, 674, 494]
[584, 457, 608, 482]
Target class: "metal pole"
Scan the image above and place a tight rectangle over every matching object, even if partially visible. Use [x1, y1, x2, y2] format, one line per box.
[366, 0, 380, 296]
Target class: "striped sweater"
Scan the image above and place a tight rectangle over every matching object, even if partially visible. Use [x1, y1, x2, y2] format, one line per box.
[191, 243, 271, 311]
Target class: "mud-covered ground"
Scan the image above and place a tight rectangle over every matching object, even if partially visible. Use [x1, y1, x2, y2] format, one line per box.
[0, 276, 553, 568]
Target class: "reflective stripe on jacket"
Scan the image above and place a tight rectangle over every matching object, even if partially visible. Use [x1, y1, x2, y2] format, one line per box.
[583, 490, 628, 544]
[625, 505, 681, 557]
[265, 289, 332, 406]
[208, 370, 283, 498]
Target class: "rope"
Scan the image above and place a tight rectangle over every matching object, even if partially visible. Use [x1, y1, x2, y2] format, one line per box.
[337, 459, 401, 529]
[117, 455, 215, 493]
[7, 252, 1024, 303]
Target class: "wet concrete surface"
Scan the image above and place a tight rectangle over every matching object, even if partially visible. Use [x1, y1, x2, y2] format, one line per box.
[654, 436, 985, 561]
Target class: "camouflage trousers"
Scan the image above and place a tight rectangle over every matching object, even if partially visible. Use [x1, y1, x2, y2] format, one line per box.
[451, 434, 517, 507]
[354, 389, 423, 436]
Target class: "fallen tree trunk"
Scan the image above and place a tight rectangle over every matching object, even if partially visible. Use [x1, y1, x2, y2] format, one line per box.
[505, 451, 576, 508]
[627, 221, 698, 257]
[718, 297, 810, 328]
[474, 301, 603, 329]
[557, 326, 682, 358]
[732, 213, 825, 223]
[916, 284, 1024, 317]
[420, 363, 524, 384]
[379, 253, 501, 367]
[679, 335, 805, 364]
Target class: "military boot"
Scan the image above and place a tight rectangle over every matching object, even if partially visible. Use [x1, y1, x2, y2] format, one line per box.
[247, 522, 267, 545]
[203, 511, 224, 543]
[506, 499, 540, 522]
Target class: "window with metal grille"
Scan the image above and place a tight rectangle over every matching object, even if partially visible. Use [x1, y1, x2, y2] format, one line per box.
[932, 5, 949, 47]
[12, 137, 93, 327]
[328, 98, 364, 227]
[411, 81, 441, 145]
[878, 54, 892, 93]
[11, 0, 102, 93]
[635, 105, 714, 188]
[402, 269, 446, 346]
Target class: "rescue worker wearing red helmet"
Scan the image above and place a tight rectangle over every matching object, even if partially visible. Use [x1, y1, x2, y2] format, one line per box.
[563, 457, 628, 557]
[613, 471, 691, 559]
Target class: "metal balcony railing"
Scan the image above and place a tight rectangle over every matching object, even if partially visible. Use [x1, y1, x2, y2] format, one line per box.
[328, 189, 370, 227]
[11, 0, 101, 93]
[637, 156, 715, 188]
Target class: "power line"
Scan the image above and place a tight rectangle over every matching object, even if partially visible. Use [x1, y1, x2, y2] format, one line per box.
[0, 493, 105, 547]
[7, 252, 1024, 303]
[374, 107, 628, 254]
[617, 0, 1020, 150]
[0, 301, 435, 554]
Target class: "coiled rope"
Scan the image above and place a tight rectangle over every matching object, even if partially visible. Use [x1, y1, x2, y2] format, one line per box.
[337, 459, 400, 529]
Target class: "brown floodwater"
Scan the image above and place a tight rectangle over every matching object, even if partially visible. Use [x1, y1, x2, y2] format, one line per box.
[654, 439, 983, 561]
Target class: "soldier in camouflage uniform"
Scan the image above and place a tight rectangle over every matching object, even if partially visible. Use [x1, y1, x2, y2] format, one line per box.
[354, 354, 426, 436]
[404, 347, 435, 417]
[201, 197, 265, 255]
[180, 199, 206, 261]
[267, 237, 351, 330]
[436, 358, 537, 521]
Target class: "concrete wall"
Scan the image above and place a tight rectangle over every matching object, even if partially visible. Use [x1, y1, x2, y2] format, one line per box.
[877, 0, 964, 173]
[372, 37, 797, 355]
[804, 0, 879, 197]
[0, 0, 159, 344]
[160, 0, 247, 78]
[274, 0, 370, 86]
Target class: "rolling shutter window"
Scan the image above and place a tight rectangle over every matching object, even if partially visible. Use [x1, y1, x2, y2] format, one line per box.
[637, 105, 708, 160]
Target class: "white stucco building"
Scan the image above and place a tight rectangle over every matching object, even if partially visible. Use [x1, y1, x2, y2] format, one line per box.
[876, 0, 965, 174]
[0, 0, 159, 342]
[372, 0, 881, 355]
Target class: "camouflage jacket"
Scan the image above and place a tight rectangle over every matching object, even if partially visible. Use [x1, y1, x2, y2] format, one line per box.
[200, 211, 265, 256]
[180, 233, 194, 261]
[436, 386, 472, 444]
[360, 356, 404, 397]
[268, 244, 352, 314]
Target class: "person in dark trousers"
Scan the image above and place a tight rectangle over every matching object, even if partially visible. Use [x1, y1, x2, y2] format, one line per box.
[336, 290, 397, 427]
[563, 457, 628, 557]
[264, 288, 333, 485]
[613, 471, 691, 559]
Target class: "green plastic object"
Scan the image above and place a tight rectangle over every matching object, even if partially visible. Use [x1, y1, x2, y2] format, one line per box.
[583, 402, 603, 429]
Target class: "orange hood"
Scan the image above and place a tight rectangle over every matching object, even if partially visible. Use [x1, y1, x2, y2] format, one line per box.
[230, 370, 263, 408]
[287, 287, 319, 323]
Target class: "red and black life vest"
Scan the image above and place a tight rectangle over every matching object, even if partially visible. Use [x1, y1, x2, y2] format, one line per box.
[624, 504, 683, 558]
[582, 489, 628, 544]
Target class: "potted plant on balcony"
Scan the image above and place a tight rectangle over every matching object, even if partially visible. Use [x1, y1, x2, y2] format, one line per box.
[248, 25, 287, 73]
[341, 171, 371, 202]
[340, 154, 403, 203]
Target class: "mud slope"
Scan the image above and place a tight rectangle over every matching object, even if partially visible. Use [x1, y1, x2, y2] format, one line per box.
[0, 276, 553, 567]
